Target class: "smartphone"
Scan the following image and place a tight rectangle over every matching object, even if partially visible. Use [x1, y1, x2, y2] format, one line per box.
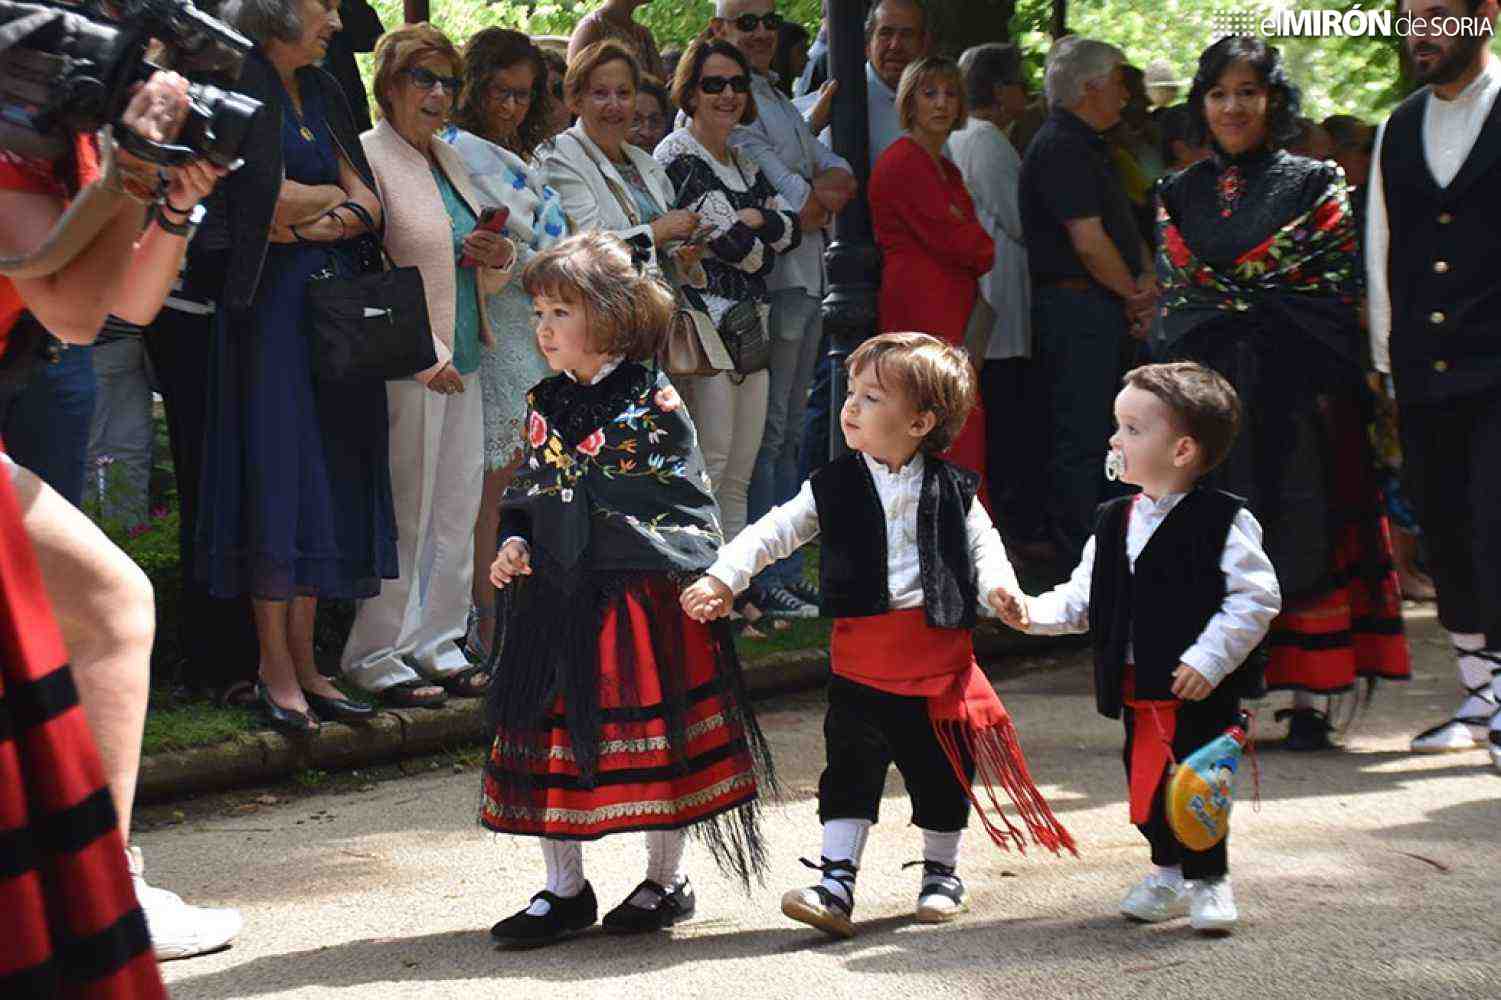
[461, 206, 511, 267]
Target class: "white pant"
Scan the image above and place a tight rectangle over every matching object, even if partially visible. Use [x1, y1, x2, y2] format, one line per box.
[342, 374, 484, 692]
[683, 369, 769, 541]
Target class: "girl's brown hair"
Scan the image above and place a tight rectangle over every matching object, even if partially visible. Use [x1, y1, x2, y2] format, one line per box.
[521, 232, 676, 361]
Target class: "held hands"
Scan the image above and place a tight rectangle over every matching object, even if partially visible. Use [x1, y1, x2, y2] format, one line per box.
[988, 588, 1030, 630]
[490, 538, 532, 588]
[681, 576, 733, 623]
[1170, 663, 1215, 701]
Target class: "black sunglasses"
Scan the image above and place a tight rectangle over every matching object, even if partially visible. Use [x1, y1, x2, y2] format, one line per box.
[732, 11, 784, 32]
[405, 66, 461, 94]
[699, 74, 752, 95]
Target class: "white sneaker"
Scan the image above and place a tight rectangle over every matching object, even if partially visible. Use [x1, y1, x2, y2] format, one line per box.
[914, 862, 969, 923]
[1188, 877, 1237, 933]
[128, 846, 244, 961]
[1119, 871, 1188, 923]
[1410, 719, 1483, 753]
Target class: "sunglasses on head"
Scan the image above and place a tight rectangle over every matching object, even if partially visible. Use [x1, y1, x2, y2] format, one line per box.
[405, 66, 461, 94]
[699, 74, 752, 95]
[732, 11, 783, 32]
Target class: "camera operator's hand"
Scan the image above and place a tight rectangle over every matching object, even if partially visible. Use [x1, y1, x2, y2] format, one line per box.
[120, 71, 192, 152]
[163, 161, 225, 214]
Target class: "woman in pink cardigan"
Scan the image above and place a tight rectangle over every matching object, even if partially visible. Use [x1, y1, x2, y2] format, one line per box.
[339, 24, 518, 708]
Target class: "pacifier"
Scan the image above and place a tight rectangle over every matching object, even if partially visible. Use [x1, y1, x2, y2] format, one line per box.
[1104, 448, 1126, 482]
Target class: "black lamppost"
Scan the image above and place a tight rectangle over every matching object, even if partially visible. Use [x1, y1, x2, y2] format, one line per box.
[821, 0, 880, 461]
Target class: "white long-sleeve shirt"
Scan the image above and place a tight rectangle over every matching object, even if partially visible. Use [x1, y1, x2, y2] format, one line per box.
[1365, 53, 1501, 373]
[1023, 492, 1282, 688]
[706, 452, 1020, 614]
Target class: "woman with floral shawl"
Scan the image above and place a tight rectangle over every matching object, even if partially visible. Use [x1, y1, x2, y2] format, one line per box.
[480, 232, 773, 949]
[1153, 37, 1408, 751]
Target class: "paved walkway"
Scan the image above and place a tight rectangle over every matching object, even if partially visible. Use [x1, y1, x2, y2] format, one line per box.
[144, 609, 1499, 1000]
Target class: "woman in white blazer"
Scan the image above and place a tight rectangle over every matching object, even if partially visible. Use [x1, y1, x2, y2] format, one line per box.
[541, 40, 704, 282]
[341, 25, 518, 708]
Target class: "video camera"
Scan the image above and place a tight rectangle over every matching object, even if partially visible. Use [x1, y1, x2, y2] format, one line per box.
[0, 0, 262, 168]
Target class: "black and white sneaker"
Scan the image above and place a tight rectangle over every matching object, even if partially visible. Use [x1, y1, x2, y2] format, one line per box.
[781, 857, 857, 938]
[761, 584, 819, 620]
[908, 860, 969, 923]
[784, 581, 822, 612]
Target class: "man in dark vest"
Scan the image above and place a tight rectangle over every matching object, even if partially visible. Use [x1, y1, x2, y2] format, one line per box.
[1366, 0, 1501, 771]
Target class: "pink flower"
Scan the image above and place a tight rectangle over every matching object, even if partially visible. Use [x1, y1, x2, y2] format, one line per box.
[528, 411, 548, 448]
[151, 506, 169, 520]
[654, 385, 682, 412]
[127, 523, 149, 538]
[576, 429, 606, 457]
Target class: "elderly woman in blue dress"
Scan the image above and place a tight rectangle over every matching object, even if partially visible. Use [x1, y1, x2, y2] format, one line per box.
[440, 27, 571, 664]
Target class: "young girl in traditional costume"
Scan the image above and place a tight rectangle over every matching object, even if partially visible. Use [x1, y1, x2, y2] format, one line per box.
[683, 332, 1074, 939]
[482, 231, 773, 948]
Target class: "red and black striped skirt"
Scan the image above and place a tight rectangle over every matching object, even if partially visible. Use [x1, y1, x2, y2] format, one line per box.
[0, 453, 165, 998]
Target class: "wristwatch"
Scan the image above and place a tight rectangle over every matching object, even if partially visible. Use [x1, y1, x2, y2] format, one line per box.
[155, 203, 206, 239]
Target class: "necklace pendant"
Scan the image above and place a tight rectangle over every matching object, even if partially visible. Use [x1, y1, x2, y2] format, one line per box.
[299, 125, 315, 142]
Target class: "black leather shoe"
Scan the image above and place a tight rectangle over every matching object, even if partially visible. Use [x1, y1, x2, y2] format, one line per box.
[302, 688, 377, 723]
[491, 881, 598, 948]
[1279, 707, 1333, 752]
[601, 877, 696, 934]
[256, 684, 320, 736]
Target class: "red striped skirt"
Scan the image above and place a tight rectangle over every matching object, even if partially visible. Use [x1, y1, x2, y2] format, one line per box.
[0, 453, 165, 998]
[1265, 399, 1411, 694]
[481, 577, 761, 840]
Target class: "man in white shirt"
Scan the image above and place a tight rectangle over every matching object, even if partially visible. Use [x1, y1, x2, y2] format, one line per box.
[1365, 0, 1501, 770]
[711, 0, 858, 618]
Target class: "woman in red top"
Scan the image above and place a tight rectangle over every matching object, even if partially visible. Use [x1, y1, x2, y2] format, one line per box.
[869, 57, 995, 508]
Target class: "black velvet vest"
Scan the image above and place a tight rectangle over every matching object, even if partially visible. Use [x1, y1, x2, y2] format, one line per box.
[809, 453, 980, 629]
[1087, 489, 1244, 719]
[1380, 85, 1501, 403]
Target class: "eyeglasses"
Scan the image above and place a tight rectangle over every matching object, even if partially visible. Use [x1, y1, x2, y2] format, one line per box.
[405, 67, 461, 94]
[489, 84, 533, 107]
[731, 11, 783, 32]
[699, 74, 752, 95]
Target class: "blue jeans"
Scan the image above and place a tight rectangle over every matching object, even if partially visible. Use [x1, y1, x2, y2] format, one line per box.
[748, 290, 823, 588]
[2, 342, 97, 506]
[1034, 285, 1129, 559]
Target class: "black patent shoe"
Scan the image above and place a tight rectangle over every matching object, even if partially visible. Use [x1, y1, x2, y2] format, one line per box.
[491, 881, 598, 949]
[1278, 707, 1333, 751]
[601, 877, 697, 934]
[256, 684, 320, 736]
[302, 688, 377, 723]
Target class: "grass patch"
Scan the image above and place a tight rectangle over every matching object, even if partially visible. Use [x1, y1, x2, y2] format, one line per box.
[739, 617, 832, 660]
[142, 698, 259, 756]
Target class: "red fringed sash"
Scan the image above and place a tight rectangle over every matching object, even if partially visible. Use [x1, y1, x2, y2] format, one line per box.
[831, 610, 1077, 856]
[1121, 665, 1179, 825]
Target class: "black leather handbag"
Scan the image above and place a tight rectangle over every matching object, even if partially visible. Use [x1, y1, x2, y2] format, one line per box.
[717, 298, 769, 376]
[305, 202, 436, 381]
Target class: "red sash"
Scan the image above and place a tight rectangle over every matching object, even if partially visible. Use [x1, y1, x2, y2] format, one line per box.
[1122, 664, 1180, 825]
[832, 609, 1076, 856]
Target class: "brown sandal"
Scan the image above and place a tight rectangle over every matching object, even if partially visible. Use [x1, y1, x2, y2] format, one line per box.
[378, 678, 448, 709]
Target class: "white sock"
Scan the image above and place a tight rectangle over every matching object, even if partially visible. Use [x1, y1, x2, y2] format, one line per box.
[1152, 864, 1184, 889]
[1292, 689, 1318, 711]
[921, 828, 962, 871]
[528, 839, 585, 915]
[817, 818, 871, 908]
[628, 829, 687, 906]
[1451, 633, 1498, 731]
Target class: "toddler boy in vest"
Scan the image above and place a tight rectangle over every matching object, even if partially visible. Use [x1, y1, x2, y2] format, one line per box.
[995, 362, 1281, 933]
[683, 332, 1073, 939]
